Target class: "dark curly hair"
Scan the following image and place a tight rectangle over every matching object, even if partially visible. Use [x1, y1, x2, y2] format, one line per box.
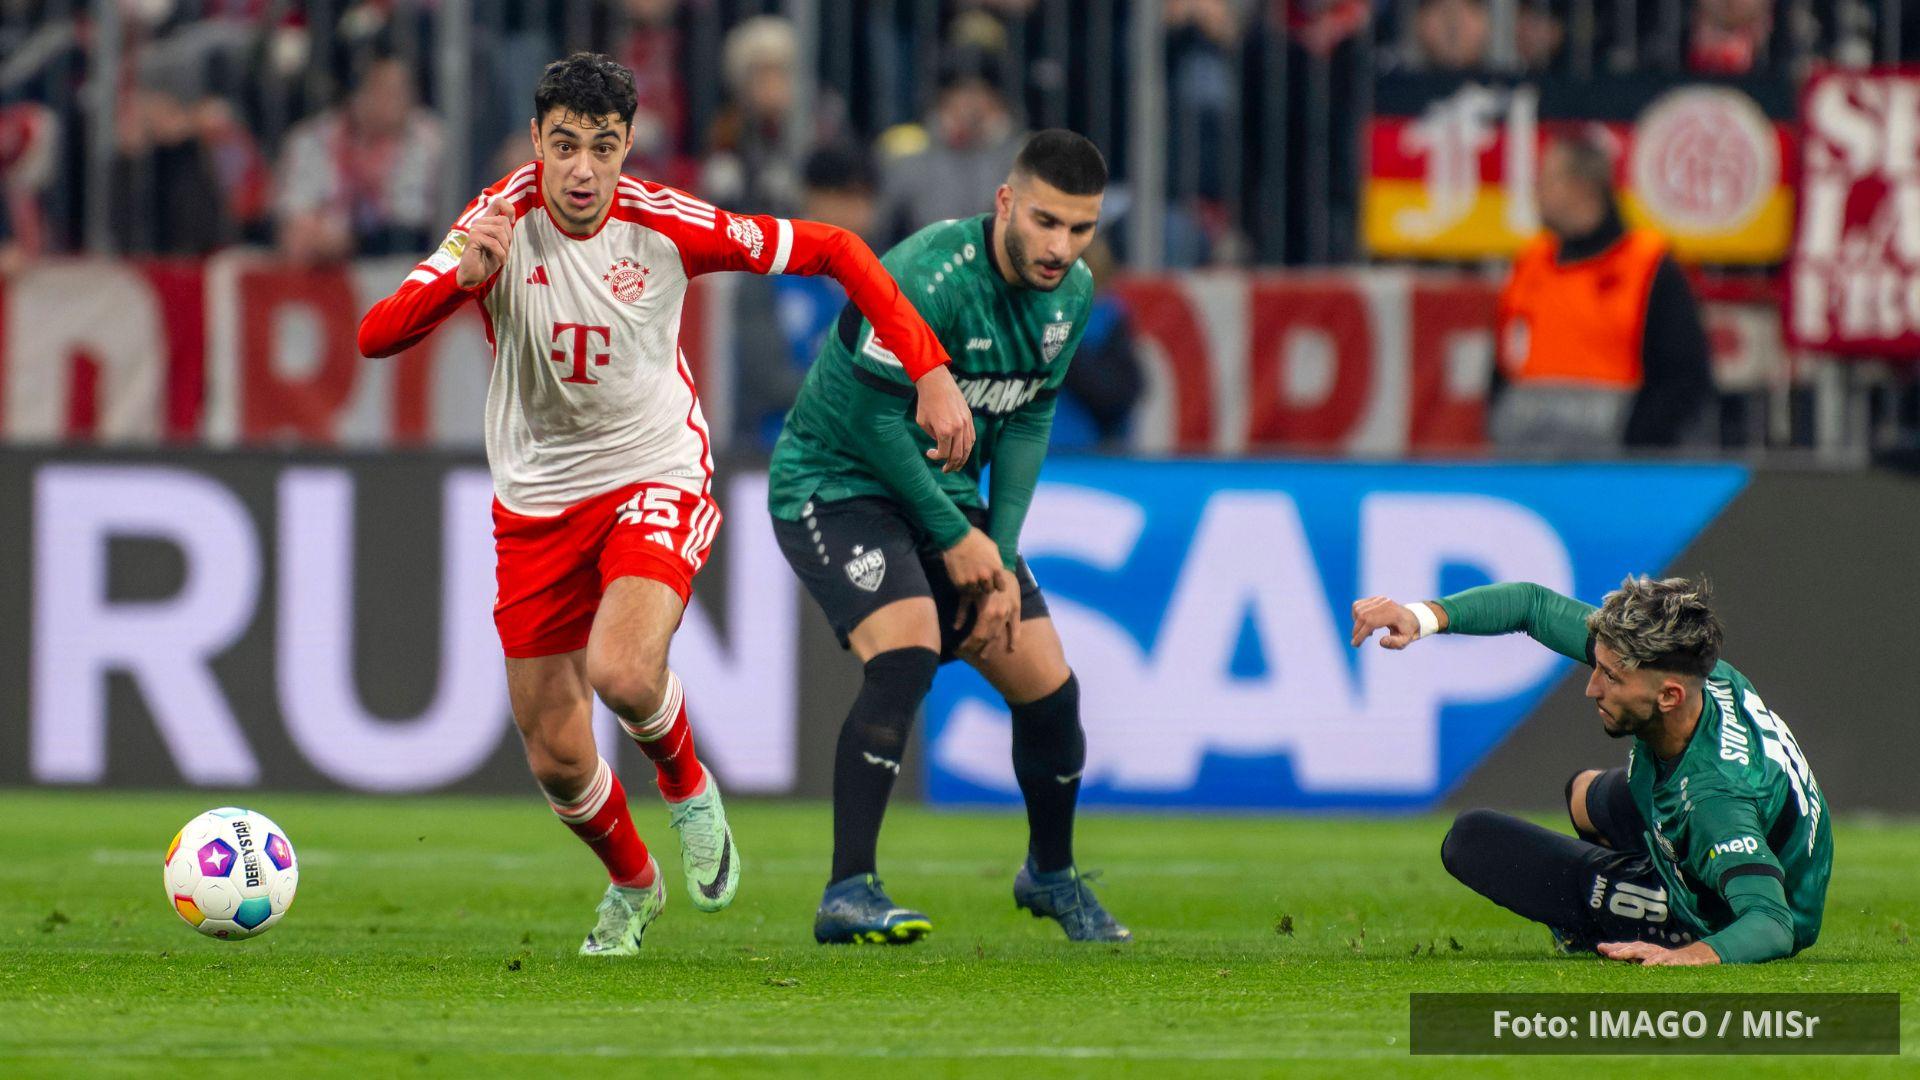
[533, 52, 637, 128]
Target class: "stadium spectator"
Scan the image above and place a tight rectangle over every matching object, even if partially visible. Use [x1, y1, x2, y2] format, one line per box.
[1516, 0, 1567, 72]
[1164, 0, 1248, 266]
[109, 81, 235, 255]
[1412, 0, 1492, 70]
[731, 143, 880, 448]
[1054, 238, 1144, 449]
[275, 54, 447, 263]
[0, 102, 57, 275]
[873, 46, 1024, 246]
[1491, 133, 1715, 451]
[616, 0, 698, 191]
[1688, 0, 1775, 73]
[700, 15, 820, 217]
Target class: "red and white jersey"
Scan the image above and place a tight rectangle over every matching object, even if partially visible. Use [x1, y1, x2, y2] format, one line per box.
[359, 161, 951, 516]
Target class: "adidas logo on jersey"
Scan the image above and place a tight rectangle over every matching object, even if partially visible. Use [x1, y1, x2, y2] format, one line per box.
[526, 265, 549, 286]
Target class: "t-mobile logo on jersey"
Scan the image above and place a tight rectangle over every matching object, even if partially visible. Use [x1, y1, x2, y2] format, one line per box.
[550, 323, 612, 385]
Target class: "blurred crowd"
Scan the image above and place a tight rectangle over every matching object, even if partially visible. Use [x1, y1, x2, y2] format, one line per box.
[0, 0, 1902, 275]
[0, 0, 1912, 453]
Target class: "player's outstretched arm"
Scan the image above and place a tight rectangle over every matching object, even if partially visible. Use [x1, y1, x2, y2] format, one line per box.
[1352, 582, 1594, 663]
[1350, 596, 1446, 650]
[1435, 582, 1594, 662]
[357, 197, 513, 357]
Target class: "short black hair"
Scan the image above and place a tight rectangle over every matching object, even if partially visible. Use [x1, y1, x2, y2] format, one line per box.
[1012, 129, 1107, 196]
[534, 52, 637, 129]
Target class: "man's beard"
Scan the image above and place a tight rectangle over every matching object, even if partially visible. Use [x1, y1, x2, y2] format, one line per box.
[1599, 703, 1657, 740]
[1005, 224, 1066, 291]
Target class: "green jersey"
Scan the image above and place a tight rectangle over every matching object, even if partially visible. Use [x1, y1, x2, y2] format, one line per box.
[1436, 582, 1833, 962]
[768, 214, 1092, 566]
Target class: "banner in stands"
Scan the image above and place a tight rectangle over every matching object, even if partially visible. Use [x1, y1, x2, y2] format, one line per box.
[0, 257, 1792, 457]
[921, 459, 1749, 810]
[1786, 67, 1920, 355]
[1365, 74, 1796, 263]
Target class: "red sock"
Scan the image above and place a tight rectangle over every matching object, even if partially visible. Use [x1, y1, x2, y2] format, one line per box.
[546, 757, 654, 888]
[618, 669, 709, 801]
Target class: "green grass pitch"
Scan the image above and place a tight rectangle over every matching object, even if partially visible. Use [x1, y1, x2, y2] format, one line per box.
[1, 789, 1914, 1077]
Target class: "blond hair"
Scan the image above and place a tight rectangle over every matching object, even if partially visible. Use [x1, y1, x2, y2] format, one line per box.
[1586, 575, 1722, 677]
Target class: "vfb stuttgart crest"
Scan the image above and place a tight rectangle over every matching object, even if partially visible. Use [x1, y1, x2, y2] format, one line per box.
[602, 258, 651, 304]
[1041, 320, 1072, 361]
[844, 545, 886, 593]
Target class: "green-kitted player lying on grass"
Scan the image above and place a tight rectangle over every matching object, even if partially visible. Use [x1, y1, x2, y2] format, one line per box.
[1352, 576, 1832, 965]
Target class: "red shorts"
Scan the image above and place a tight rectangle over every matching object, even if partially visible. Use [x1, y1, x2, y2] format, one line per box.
[492, 481, 721, 658]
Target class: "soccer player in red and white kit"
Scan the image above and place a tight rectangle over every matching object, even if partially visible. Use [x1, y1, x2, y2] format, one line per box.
[358, 54, 981, 955]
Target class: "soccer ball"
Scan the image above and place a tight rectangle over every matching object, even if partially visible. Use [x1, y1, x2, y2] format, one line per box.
[162, 807, 299, 939]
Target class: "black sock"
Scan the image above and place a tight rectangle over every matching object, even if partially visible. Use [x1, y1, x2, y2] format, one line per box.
[830, 647, 939, 884]
[1010, 673, 1086, 874]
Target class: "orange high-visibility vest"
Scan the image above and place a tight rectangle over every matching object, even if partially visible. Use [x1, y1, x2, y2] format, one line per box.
[1496, 228, 1668, 389]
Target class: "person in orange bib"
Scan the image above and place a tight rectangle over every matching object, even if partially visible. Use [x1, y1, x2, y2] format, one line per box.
[1492, 133, 1715, 450]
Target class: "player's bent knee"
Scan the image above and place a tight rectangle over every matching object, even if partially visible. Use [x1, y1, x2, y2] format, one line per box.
[585, 661, 667, 721]
[1440, 809, 1504, 880]
[858, 647, 940, 715]
[520, 730, 596, 792]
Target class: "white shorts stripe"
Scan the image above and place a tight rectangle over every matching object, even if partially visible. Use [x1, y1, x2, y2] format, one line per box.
[691, 501, 720, 570]
[404, 267, 438, 287]
[768, 218, 794, 275]
[691, 499, 718, 562]
[677, 497, 709, 561]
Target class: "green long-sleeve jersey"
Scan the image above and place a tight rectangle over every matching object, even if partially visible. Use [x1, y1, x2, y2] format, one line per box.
[1434, 582, 1832, 963]
[767, 214, 1091, 567]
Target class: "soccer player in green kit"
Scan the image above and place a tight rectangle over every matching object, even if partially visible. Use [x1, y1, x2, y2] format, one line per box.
[768, 130, 1129, 944]
[1351, 576, 1831, 964]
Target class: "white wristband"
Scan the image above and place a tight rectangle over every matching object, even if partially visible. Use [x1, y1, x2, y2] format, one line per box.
[1408, 602, 1441, 640]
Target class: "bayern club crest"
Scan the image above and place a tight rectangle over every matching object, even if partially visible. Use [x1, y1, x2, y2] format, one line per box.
[602, 258, 651, 304]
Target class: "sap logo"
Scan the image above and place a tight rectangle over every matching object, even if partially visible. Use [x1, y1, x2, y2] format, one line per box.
[1712, 836, 1762, 857]
[930, 483, 1575, 802]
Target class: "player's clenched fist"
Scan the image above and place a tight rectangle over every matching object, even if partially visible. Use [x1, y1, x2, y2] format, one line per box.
[456, 198, 515, 288]
[1350, 595, 1424, 649]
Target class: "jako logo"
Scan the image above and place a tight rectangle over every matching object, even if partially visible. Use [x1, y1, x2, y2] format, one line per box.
[923, 461, 1748, 810]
